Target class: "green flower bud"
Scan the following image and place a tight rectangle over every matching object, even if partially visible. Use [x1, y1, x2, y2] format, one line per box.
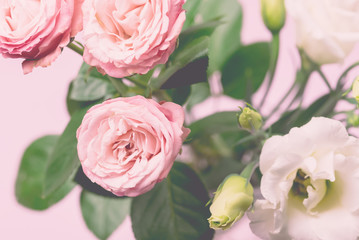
[238, 107, 263, 131]
[352, 76, 359, 105]
[261, 0, 286, 33]
[208, 175, 254, 230]
[347, 112, 359, 127]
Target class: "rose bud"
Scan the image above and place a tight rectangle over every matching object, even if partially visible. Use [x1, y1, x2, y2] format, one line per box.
[238, 107, 263, 131]
[76, 96, 190, 197]
[208, 174, 254, 230]
[81, 0, 186, 78]
[0, 0, 83, 74]
[261, 0, 286, 33]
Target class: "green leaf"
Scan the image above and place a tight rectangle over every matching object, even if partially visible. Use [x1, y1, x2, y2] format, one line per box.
[199, 0, 243, 74]
[150, 20, 220, 89]
[201, 158, 244, 190]
[222, 42, 271, 101]
[81, 190, 131, 240]
[186, 82, 211, 111]
[15, 135, 75, 210]
[188, 111, 239, 140]
[270, 92, 341, 135]
[182, 0, 202, 30]
[66, 81, 99, 116]
[131, 162, 214, 240]
[70, 63, 116, 101]
[75, 167, 117, 198]
[43, 107, 89, 197]
[166, 86, 191, 106]
[177, 20, 222, 54]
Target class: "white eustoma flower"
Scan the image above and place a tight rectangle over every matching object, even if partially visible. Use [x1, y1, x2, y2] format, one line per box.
[248, 117, 359, 240]
[286, 0, 359, 65]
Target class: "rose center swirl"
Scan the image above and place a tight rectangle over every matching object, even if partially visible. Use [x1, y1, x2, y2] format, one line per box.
[111, 130, 153, 166]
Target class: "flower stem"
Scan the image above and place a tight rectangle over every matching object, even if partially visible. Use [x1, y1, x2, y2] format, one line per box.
[316, 67, 333, 92]
[259, 33, 280, 109]
[336, 61, 359, 90]
[67, 42, 84, 56]
[107, 76, 128, 96]
[265, 80, 296, 120]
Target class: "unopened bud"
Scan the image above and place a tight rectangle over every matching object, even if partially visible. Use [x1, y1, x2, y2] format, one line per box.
[208, 175, 254, 230]
[352, 76, 359, 104]
[347, 112, 359, 127]
[261, 0, 286, 33]
[238, 107, 263, 131]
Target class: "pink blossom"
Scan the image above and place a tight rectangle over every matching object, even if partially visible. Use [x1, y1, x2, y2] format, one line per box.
[0, 0, 83, 74]
[82, 0, 186, 78]
[76, 96, 190, 197]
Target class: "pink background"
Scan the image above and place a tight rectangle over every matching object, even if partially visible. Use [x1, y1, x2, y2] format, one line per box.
[2, 1, 359, 239]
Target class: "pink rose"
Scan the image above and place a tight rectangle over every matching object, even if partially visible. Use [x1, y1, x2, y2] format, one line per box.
[0, 0, 83, 74]
[82, 0, 186, 78]
[76, 96, 190, 197]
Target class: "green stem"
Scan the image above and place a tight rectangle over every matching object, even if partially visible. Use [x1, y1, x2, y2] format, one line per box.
[107, 76, 128, 96]
[336, 61, 359, 90]
[240, 160, 259, 186]
[259, 33, 280, 109]
[67, 42, 84, 55]
[232, 131, 265, 147]
[265, 80, 296, 120]
[316, 68, 332, 91]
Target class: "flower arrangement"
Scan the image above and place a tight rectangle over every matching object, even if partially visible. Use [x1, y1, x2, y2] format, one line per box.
[5, 0, 359, 239]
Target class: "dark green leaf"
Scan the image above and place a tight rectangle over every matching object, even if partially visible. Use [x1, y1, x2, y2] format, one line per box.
[270, 92, 341, 135]
[75, 167, 117, 198]
[166, 86, 191, 106]
[150, 20, 220, 89]
[199, 0, 243, 74]
[188, 111, 239, 140]
[222, 42, 271, 101]
[131, 162, 213, 240]
[70, 63, 116, 101]
[43, 107, 89, 197]
[201, 158, 244, 190]
[15, 135, 75, 210]
[186, 82, 211, 111]
[81, 190, 131, 240]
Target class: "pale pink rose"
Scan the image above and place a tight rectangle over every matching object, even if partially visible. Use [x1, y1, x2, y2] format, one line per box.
[82, 0, 186, 78]
[0, 0, 84, 74]
[76, 96, 190, 197]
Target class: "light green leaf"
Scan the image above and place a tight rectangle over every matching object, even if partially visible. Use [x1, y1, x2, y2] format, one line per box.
[66, 81, 98, 116]
[15, 135, 75, 210]
[199, 0, 243, 74]
[81, 190, 131, 240]
[131, 162, 214, 240]
[222, 42, 271, 101]
[186, 82, 211, 111]
[43, 107, 89, 197]
[70, 63, 116, 101]
[182, 0, 202, 30]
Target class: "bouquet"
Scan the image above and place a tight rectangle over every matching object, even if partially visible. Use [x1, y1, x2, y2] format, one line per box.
[5, 0, 359, 239]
